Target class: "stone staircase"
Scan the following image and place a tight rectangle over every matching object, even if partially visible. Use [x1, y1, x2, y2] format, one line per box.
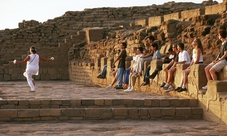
[0, 98, 203, 121]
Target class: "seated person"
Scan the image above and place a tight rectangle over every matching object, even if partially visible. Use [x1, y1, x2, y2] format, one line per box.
[175, 38, 204, 92]
[162, 43, 191, 92]
[97, 50, 121, 79]
[141, 42, 161, 86]
[148, 46, 176, 79]
[124, 47, 144, 92]
[202, 30, 227, 90]
[97, 64, 107, 78]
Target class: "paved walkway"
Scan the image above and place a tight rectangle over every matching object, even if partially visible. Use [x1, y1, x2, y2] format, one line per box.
[0, 81, 227, 136]
[0, 81, 174, 100]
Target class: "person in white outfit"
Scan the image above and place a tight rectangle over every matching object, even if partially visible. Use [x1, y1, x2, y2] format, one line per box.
[14, 46, 54, 92]
[124, 47, 144, 92]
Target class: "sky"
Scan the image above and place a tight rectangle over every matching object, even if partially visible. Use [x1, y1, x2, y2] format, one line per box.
[0, 0, 222, 30]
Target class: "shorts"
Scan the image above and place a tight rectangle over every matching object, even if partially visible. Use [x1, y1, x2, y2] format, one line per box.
[210, 59, 227, 72]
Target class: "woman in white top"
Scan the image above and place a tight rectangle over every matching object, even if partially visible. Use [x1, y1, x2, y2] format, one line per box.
[175, 38, 204, 92]
[14, 46, 54, 92]
[124, 47, 144, 92]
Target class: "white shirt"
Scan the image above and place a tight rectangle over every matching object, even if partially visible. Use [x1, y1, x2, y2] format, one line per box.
[132, 54, 144, 74]
[178, 50, 191, 64]
[192, 49, 203, 63]
[26, 54, 40, 75]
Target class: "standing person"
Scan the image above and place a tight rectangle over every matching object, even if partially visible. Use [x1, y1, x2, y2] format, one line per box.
[175, 38, 204, 92]
[13, 46, 54, 92]
[202, 30, 227, 90]
[162, 43, 191, 92]
[112, 42, 127, 89]
[141, 42, 161, 86]
[124, 47, 144, 92]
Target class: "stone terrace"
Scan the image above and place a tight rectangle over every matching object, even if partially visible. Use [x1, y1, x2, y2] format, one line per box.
[0, 81, 202, 121]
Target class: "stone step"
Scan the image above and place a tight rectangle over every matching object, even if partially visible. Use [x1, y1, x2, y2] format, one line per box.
[0, 98, 198, 109]
[0, 107, 203, 121]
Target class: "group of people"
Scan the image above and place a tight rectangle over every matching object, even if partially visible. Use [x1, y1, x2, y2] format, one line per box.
[100, 29, 227, 93]
[15, 29, 227, 93]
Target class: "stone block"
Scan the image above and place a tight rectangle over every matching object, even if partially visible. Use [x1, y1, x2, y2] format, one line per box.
[51, 100, 62, 105]
[164, 12, 180, 22]
[174, 64, 190, 88]
[82, 99, 95, 106]
[181, 8, 204, 20]
[144, 99, 152, 106]
[148, 16, 163, 27]
[135, 18, 148, 27]
[62, 109, 85, 117]
[62, 100, 71, 106]
[187, 64, 207, 98]
[18, 109, 39, 117]
[160, 99, 170, 107]
[150, 99, 160, 107]
[192, 107, 203, 115]
[132, 99, 144, 107]
[161, 108, 175, 115]
[71, 100, 81, 106]
[205, 3, 227, 14]
[128, 108, 139, 119]
[100, 109, 112, 119]
[123, 99, 133, 106]
[0, 110, 17, 117]
[113, 108, 128, 116]
[19, 100, 29, 106]
[148, 108, 161, 117]
[176, 108, 192, 116]
[112, 99, 123, 106]
[40, 109, 61, 117]
[95, 99, 104, 106]
[86, 108, 101, 118]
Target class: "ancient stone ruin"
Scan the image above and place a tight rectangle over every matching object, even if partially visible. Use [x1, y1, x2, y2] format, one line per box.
[0, 0, 227, 124]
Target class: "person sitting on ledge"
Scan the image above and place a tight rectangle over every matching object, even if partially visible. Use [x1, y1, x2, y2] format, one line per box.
[124, 47, 144, 92]
[148, 45, 176, 79]
[175, 38, 204, 92]
[141, 42, 161, 86]
[97, 50, 121, 79]
[202, 30, 227, 90]
[162, 42, 191, 92]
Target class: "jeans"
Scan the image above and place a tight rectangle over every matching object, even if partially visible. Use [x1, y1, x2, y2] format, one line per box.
[123, 68, 131, 84]
[116, 68, 124, 87]
[143, 66, 150, 84]
[99, 65, 107, 76]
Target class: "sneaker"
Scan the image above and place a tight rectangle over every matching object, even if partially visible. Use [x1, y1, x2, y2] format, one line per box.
[166, 85, 174, 92]
[175, 87, 181, 91]
[160, 82, 166, 87]
[177, 88, 187, 92]
[115, 86, 123, 89]
[163, 84, 169, 90]
[97, 75, 106, 79]
[202, 85, 207, 90]
[125, 87, 134, 92]
[105, 85, 112, 89]
[124, 87, 131, 92]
